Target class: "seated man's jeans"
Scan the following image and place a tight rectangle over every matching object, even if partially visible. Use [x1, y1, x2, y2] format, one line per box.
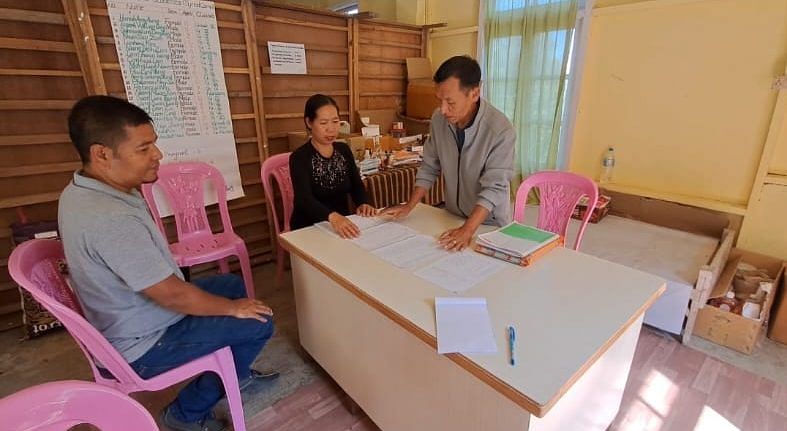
[130, 274, 274, 423]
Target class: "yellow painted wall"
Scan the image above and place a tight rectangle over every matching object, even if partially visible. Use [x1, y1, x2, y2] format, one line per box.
[569, 0, 787, 207]
[396, 0, 426, 25]
[568, 0, 787, 258]
[427, 0, 479, 67]
[360, 0, 398, 20]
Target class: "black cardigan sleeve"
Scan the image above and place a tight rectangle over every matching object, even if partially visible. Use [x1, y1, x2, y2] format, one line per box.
[338, 143, 369, 208]
[289, 144, 333, 222]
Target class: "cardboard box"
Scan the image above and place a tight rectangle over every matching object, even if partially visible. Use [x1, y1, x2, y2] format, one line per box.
[767, 263, 787, 345]
[406, 58, 439, 119]
[693, 248, 784, 354]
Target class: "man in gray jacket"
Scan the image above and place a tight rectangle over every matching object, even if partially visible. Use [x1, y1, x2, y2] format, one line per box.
[384, 55, 515, 251]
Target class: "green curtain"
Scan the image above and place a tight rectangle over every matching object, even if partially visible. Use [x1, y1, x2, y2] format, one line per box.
[484, 0, 578, 183]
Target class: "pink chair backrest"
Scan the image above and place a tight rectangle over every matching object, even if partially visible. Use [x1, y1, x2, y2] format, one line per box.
[513, 171, 599, 251]
[261, 153, 294, 236]
[0, 380, 157, 431]
[8, 240, 146, 388]
[141, 162, 233, 242]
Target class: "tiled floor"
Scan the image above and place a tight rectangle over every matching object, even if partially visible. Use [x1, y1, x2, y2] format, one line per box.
[247, 327, 787, 431]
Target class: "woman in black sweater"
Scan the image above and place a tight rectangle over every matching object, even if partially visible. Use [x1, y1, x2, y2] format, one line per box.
[289, 94, 376, 238]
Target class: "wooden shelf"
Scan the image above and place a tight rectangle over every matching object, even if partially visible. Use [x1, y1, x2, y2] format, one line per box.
[764, 174, 787, 186]
[600, 182, 748, 215]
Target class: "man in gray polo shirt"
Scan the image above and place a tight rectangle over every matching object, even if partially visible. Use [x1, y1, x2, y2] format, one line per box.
[58, 96, 275, 431]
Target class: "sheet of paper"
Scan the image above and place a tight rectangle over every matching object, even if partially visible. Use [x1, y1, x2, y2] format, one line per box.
[435, 297, 497, 354]
[371, 234, 450, 270]
[351, 223, 417, 251]
[267, 41, 307, 74]
[314, 215, 388, 238]
[415, 251, 505, 293]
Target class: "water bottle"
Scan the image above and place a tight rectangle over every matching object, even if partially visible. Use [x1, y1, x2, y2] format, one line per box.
[601, 147, 615, 183]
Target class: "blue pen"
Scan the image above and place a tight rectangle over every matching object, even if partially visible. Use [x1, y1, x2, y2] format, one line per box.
[508, 325, 516, 366]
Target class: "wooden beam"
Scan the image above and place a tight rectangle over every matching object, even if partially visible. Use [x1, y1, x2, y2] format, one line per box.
[764, 173, 787, 186]
[359, 39, 421, 50]
[0, 68, 82, 77]
[0, 134, 71, 146]
[265, 111, 349, 120]
[260, 15, 348, 32]
[0, 100, 74, 110]
[0, 191, 62, 209]
[63, 0, 107, 95]
[359, 92, 405, 97]
[217, 20, 245, 30]
[0, 8, 66, 25]
[352, 19, 360, 129]
[215, 2, 243, 12]
[602, 182, 748, 216]
[0, 37, 75, 53]
[231, 113, 257, 120]
[264, 90, 349, 99]
[358, 56, 406, 64]
[242, 0, 269, 164]
[262, 67, 348, 76]
[0, 161, 81, 179]
[745, 62, 787, 206]
[346, 17, 355, 132]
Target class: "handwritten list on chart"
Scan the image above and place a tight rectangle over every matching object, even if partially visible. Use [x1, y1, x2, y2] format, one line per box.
[108, 0, 244, 202]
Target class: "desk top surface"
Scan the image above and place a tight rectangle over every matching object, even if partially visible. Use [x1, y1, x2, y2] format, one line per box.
[279, 205, 665, 417]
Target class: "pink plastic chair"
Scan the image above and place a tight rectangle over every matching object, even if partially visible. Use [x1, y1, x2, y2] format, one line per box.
[0, 380, 157, 431]
[8, 239, 247, 431]
[261, 153, 294, 283]
[513, 170, 599, 251]
[141, 162, 255, 298]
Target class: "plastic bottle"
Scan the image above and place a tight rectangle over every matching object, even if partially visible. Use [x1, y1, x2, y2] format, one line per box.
[601, 147, 615, 183]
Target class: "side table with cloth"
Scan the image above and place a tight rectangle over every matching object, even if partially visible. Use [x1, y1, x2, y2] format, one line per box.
[362, 164, 444, 209]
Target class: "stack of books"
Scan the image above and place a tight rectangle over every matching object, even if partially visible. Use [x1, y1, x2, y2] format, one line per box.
[391, 150, 421, 166]
[357, 157, 381, 176]
[474, 222, 563, 266]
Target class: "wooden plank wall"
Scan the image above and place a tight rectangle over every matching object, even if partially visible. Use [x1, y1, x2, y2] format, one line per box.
[255, 3, 352, 155]
[355, 19, 427, 115]
[0, 0, 432, 331]
[0, 0, 89, 330]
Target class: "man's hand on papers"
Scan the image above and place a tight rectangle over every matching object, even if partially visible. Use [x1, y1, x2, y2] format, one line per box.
[356, 204, 376, 217]
[438, 226, 474, 252]
[232, 299, 274, 323]
[380, 203, 414, 219]
[329, 212, 361, 239]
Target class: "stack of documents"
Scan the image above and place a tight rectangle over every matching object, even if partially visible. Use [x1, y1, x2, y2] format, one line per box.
[391, 150, 421, 166]
[475, 222, 562, 266]
[315, 216, 504, 293]
[357, 157, 381, 176]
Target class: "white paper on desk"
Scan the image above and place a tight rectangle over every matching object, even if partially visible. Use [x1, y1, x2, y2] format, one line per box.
[351, 222, 417, 251]
[371, 234, 450, 270]
[415, 251, 505, 293]
[435, 297, 497, 355]
[314, 215, 388, 238]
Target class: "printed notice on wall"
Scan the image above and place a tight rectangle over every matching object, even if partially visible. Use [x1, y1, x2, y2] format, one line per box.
[107, 0, 244, 212]
[267, 41, 307, 74]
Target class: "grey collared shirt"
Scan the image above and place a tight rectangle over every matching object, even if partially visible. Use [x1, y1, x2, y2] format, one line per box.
[58, 171, 185, 363]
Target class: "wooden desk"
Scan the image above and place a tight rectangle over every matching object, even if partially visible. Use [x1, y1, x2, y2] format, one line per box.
[279, 205, 665, 430]
[362, 164, 444, 208]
